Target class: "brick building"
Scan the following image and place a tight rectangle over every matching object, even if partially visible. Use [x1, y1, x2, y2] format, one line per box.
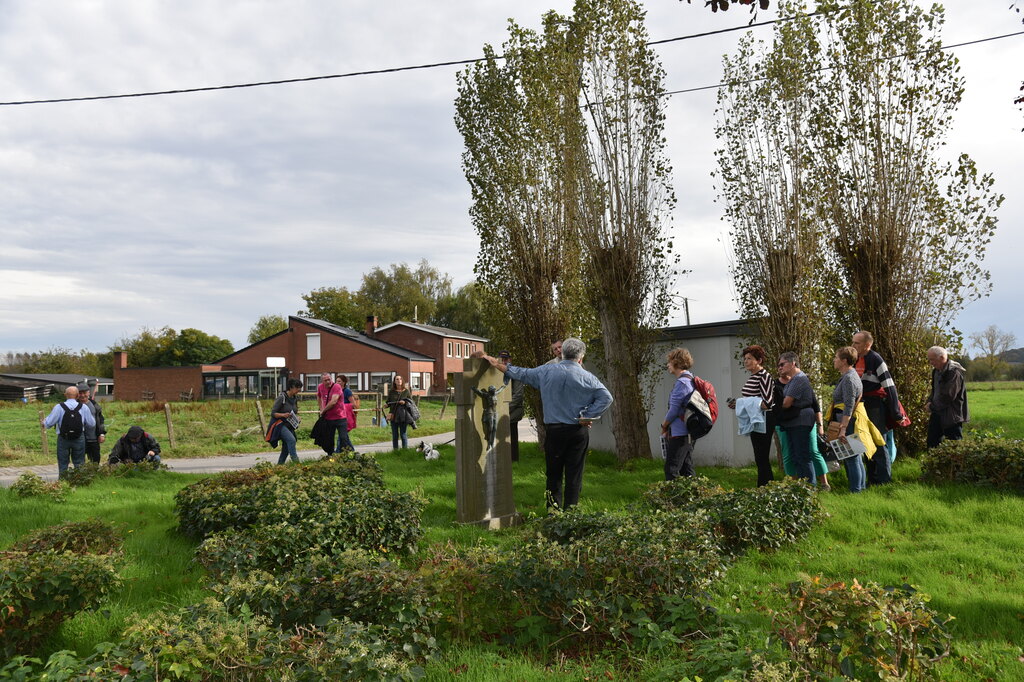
[373, 320, 488, 392]
[109, 316, 487, 401]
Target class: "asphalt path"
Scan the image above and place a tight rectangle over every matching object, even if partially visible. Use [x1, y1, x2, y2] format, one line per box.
[0, 422, 539, 486]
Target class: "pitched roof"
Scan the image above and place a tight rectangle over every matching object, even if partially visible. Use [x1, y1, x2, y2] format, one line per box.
[299, 317, 436, 360]
[374, 320, 489, 343]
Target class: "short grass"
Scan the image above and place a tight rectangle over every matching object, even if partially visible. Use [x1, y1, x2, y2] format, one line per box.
[964, 389, 1024, 439]
[4, 445, 1022, 678]
[0, 396, 456, 467]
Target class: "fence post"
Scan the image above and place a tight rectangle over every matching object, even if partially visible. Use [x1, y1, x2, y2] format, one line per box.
[439, 391, 451, 419]
[39, 410, 49, 457]
[164, 403, 176, 448]
[255, 399, 266, 434]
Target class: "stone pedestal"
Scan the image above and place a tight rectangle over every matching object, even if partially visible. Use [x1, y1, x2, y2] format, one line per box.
[454, 357, 521, 529]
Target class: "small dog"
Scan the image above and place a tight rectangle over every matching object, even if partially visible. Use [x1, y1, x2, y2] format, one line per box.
[417, 441, 440, 460]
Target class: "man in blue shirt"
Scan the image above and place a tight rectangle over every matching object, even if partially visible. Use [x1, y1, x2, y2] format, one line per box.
[41, 385, 97, 477]
[473, 338, 612, 510]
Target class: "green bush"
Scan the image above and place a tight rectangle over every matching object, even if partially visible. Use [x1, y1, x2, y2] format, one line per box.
[486, 509, 725, 650]
[193, 483, 426, 577]
[769, 576, 953, 680]
[920, 436, 1024, 490]
[8, 518, 122, 556]
[638, 477, 823, 555]
[1, 598, 428, 681]
[10, 472, 70, 502]
[0, 551, 121, 658]
[175, 454, 386, 539]
[213, 551, 436, 658]
[535, 508, 621, 544]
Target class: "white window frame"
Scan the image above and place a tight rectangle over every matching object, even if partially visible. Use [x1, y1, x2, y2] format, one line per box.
[306, 333, 321, 360]
[447, 341, 453, 357]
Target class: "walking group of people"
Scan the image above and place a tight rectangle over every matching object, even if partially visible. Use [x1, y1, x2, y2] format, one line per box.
[673, 330, 969, 493]
[41, 382, 162, 477]
[267, 371, 422, 464]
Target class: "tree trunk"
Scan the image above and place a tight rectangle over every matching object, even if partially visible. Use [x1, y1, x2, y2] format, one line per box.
[596, 302, 651, 463]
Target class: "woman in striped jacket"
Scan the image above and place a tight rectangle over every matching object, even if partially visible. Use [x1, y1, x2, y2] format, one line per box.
[729, 345, 776, 486]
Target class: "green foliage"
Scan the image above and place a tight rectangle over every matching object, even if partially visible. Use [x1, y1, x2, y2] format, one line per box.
[174, 455, 385, 539]
[299, 285, 365, 328]
[431, 281, 492, 339]
[359, 259, 452, 326]
[0, 347, 113, 378]
[10, 472, 70, 502]
[769, 577, 953, 680]
[213, 551, 436, 657]
[0, 551, 121, 658]
[245, 313, 288, 344]
[637, 476, 824, 555]
[61, 461, 170, 488]
[8, 519, 122, 555]
[920, 437, 1024, 491]
[1, 598, 428, 681]
[109, 326, 233, 367]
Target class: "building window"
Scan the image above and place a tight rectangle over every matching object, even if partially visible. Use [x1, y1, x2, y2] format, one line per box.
[457, 343, 463, 358]
[470, 344, 476, 354]
[304, 374, 319, 391]
[422, 372, 432, 391]
[447, 341, 453, 357]
[370, 372, 394, 391]
[306, 333, 321, 360]
[410, 373, 422, 390]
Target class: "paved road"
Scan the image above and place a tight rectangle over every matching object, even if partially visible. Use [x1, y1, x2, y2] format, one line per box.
[0, 422, 539, 486]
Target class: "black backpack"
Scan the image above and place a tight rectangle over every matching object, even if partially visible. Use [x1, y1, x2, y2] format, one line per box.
[59, 403, 84, 439]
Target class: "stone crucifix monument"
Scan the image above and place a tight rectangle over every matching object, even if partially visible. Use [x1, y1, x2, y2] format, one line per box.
[454, 356, 521, 529]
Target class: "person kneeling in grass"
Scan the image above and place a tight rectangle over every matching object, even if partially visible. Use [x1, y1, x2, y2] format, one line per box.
[108, 425, 162, 465]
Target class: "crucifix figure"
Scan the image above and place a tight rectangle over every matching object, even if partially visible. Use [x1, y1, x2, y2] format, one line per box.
[471, 383, 508, 451]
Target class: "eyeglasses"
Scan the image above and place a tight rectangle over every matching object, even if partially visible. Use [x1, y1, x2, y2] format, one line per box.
[777, 362, 788, 368]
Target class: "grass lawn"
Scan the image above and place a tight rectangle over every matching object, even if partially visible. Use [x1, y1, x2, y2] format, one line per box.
[964, 389, 1024, 439]
[5, 445, 1022, 680]
[0, 396, 457, 467]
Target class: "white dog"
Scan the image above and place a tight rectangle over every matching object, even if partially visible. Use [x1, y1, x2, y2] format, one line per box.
[417, 441, 440, 460]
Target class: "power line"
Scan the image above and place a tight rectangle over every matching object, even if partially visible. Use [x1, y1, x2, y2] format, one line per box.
[0, 4, 836, 108]
[662, 30, 1024, 98]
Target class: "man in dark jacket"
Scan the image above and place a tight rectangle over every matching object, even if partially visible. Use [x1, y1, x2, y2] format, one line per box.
[78, 383, 106, 464]
[109, 426, 162, 464]
[925, 346, 968, 448]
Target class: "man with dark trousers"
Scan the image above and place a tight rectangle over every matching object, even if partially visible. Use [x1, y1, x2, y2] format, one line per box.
[851, 330, 902, 485]
[78, 383, 106, 463]
[473, 338, 612, 510]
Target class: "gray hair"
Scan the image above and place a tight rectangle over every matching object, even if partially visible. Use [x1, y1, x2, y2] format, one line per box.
[927, 346, 948, 359]
[779, 351, 799, 366]
[561, 337, 586, 361]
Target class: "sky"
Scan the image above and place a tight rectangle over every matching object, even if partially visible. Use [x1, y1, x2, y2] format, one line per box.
[1, 1, 1021, 356]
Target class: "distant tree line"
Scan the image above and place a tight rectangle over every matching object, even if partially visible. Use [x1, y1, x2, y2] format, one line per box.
[246, 259, 491, 346]
[2, 327, 234, 376]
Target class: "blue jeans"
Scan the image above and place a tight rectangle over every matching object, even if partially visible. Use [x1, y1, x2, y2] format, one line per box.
[844, 454, 866, 492]
[783, 425, 816, 486]
[277, 426, 298, 464]
[334, 419, 354, 452]
[391, 421, 408, 449]
[56, 435, 86, 477]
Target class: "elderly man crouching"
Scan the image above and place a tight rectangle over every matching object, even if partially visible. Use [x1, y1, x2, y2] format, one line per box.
[472, 338, 612, 510]
[109, 426, 162, 465]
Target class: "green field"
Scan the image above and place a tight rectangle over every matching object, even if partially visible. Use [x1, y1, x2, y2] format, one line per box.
[0, 396, 457, 467]
[964, 389, 1024, 439]
[3, 446, 1023, 680]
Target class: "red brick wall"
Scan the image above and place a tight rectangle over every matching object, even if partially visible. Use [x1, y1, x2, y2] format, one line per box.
[112, 365, 204, 402]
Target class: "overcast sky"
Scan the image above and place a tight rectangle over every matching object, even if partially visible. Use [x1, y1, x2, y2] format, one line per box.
[1, 1, 1021, 356]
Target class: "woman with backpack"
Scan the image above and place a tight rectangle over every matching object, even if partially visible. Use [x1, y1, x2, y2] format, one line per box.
[660, 347, 696, 481]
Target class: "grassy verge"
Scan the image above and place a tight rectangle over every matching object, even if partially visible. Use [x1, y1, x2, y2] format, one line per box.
[4, 447, 1022, 679]
[0, 397, 456, 467]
